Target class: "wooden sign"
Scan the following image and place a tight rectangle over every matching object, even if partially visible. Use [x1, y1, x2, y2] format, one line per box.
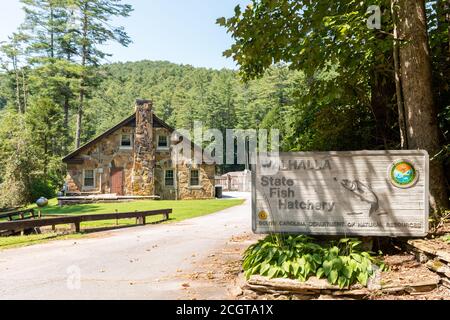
[252, 151, 429, 237]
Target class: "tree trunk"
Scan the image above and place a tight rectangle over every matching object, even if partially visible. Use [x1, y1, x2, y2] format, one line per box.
[12, 57, 22, 114]
[64, 50, 71, 151]
[370, 70, 395, 149]
[62, 95, 69, 153]
[447, 0, 450, 52]
[391, 0, 408, 149]
[63, 95, 69, 129]
[396, 0, 449, 210]
[76, 85, 83, 148]
[21, 69, 27, 112]
[75, 4, 89, 148]
[50, 6, 54, 59]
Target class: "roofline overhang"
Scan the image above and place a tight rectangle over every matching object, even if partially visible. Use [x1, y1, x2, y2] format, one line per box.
[62, 113, 175, 162]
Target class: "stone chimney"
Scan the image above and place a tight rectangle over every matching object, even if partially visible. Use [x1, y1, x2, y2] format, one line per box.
[131, 99, 155, 196]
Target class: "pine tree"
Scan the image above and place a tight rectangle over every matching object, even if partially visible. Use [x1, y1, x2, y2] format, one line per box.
[19, 0, 79, 150]
[72, 0, 133, 147]
[0, 33, 29, 113]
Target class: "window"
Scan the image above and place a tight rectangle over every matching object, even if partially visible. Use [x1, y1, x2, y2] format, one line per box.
[165, 170, 174, 187]
[157, 135, 169, 149]
[121, 134, 132, 148]
[84, 170, 95, 187]
[190, 169, 200, 186]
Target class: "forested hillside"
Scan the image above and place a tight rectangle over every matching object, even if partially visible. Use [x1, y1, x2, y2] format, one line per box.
[86, 60, 378, 152]
[0, 58, 381, 206]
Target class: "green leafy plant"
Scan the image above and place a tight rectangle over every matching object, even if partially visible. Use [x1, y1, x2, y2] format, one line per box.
[442, 234, 450, 243]
[243, 235, 385, 289]
[243, 235, 323, 282]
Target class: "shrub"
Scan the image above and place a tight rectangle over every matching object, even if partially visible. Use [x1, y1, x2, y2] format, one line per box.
[30, 178, 57, 202]
[243, 235, 385, 288]
[0, 152, 34, 208]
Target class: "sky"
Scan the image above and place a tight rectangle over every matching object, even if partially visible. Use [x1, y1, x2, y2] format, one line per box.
[0, 0, 250, 70]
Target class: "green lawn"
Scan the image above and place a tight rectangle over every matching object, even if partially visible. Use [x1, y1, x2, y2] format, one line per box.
[1, 198, 244, 249]
[0, 233, 84, 250]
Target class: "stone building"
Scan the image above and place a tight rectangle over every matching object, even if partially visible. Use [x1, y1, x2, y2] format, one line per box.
[62, 99, 216, 200]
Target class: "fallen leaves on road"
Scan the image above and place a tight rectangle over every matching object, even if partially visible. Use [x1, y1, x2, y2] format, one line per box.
[173, 231, 262, 300]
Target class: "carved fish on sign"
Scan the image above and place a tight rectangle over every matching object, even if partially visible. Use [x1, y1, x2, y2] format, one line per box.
[339, 179, 387, 217]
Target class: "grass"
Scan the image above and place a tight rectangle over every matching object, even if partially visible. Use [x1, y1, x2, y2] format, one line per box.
[442, 234, 450, 243]
[0, 233, 84, 250]
[1, 198, 245, 249]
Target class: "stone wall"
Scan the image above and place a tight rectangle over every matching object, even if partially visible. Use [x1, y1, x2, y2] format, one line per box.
[178, 163, 215, 200]
[154, 127, 176, 199]
[65, 126, 134, 194]
[152, 127, 215, 200]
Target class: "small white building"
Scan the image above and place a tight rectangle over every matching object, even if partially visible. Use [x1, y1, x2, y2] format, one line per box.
[216, 170, 251, 192]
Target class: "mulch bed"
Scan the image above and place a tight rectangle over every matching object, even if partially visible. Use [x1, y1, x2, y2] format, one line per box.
[169, 228, 450, 300]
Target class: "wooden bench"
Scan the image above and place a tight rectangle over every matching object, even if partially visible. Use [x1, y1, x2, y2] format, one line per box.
[0, 209, 172, 234]
[0, 207, 22, 213]
[0, 209, 36, 221]
[0, 209, 38, 235]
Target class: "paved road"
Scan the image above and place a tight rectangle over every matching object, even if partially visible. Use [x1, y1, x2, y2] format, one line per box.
[0, 192, 252, 300]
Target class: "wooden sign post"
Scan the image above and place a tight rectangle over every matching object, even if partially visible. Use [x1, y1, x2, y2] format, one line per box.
[252, 150, 429, 237]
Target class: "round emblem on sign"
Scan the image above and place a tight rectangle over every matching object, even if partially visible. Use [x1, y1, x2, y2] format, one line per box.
[258, 210, 268, 220]
[388, 160, 419, 188]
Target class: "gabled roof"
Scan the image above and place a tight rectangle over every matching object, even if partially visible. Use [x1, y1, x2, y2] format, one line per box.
[62, 113, 174, 162]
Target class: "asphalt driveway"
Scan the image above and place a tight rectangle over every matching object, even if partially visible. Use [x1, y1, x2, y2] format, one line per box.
[0, 192, 251, 300]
